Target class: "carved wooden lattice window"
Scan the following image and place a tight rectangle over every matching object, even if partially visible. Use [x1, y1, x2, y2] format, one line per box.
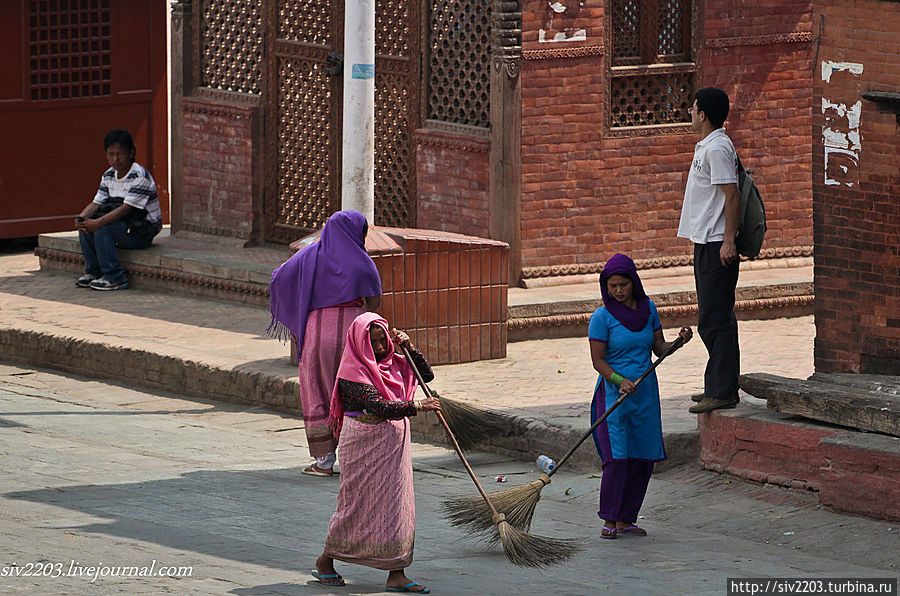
[276, 58, 333, 230]
[29, 0, 112, 101]
[610, 0, 695, 129]
[427, 0, 491, 128]
[199, 0, 263, 94]
[375, 73, 411, 226]
[374, 0, 414, 227]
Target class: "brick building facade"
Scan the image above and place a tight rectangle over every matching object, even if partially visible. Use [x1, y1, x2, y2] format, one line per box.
[171, 2, 895, 317]
[416, 0, 817, 283]
[811, 0, 900, 374]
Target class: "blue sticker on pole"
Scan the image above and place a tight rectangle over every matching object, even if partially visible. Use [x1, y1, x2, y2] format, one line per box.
[351, 64, 375, 79]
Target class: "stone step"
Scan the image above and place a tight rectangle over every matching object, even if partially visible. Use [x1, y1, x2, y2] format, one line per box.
[699, 405, 900, 521]
[36, 229, 285, 307]
[508, 282, 813, 341]
[37, 229, 814, 344]
[741, 372, 900, 437]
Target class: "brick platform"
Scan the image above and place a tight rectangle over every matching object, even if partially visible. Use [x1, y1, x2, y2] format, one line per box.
[699, 406, 900, 521]
[291, 226, 510, 364]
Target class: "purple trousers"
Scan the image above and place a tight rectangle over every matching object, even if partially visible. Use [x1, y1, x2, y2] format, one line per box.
[597, 460, 654, 523]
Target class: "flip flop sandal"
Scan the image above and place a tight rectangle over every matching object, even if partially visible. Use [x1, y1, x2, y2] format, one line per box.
[620, 525, 648, 536]
[302, 465, 336, 477]
[312, 570, 345, 586]
[601, 527, 617, 539]
[386, 582, 430, 593]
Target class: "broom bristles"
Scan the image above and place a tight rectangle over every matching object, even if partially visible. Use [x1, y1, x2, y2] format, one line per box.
[441, 474, 551, 535]
[496, 520, 581, 568]
[437, 393, 509, 451]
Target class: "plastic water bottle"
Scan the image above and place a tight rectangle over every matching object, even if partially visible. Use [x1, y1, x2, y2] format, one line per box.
[536, 455, 556, 474]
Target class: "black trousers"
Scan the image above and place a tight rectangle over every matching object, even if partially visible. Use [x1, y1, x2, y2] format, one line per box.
[694, 242, 740, 400]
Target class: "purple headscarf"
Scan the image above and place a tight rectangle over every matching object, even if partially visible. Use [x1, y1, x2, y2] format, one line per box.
[267, 210, 382, 356]
[599, 253, 651, 332]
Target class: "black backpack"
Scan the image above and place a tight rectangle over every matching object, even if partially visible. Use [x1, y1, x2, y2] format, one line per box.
[735, 156, 766, 259]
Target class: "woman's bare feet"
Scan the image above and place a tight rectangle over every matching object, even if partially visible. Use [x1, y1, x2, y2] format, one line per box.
[303, 463, 336, 477]
[601, 520, 618, 539]
[386, 569, 429, 593]
[616, 522, 648, 536]
[313, 554, 344, 586]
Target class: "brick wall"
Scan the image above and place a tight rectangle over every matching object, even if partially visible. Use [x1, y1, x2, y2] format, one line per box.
[812, 0, 900, 374]
[372, 229, 509, 364]
[182, 97, 261, 242]
[518, 0, 814, 272]
[415, 129, 491, 239]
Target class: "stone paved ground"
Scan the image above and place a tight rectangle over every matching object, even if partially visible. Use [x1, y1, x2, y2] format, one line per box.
[1, 364, 896, 596]
[0, 250, 813, 453]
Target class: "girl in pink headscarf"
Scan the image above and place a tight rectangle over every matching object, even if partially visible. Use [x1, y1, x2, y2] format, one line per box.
[313, 312, 440, 593]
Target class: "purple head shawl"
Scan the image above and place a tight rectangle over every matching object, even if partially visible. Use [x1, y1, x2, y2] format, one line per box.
[267, 210, 382, 356]
[599, 253, 651, 332]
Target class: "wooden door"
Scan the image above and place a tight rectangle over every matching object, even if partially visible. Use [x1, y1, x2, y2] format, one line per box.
[264, 0, 344, 243]
[264, 0, 420, 243]
[0, 0, 168, 239]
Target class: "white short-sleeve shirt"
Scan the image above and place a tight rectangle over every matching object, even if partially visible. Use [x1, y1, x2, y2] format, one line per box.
[677, 128, 738, 244]
[93, 161, 162, 225]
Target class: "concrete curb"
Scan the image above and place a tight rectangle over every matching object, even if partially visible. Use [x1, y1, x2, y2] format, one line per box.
[0, 326, 700, 472]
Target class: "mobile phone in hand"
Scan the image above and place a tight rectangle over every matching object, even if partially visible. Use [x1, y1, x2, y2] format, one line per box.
[76, 216, 86, 222]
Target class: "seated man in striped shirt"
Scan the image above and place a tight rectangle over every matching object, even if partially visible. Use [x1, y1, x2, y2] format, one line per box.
[75, 129, 163, 291]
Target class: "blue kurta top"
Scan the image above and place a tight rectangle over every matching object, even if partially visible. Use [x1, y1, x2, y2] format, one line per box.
[588, 301, 666, 464]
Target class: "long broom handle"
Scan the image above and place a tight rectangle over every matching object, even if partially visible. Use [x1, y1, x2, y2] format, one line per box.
[401, 344, 502, 518]
[548, 334, 685, 476]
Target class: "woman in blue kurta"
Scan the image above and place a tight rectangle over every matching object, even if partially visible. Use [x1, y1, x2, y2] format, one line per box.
[589, 254, 692, 539]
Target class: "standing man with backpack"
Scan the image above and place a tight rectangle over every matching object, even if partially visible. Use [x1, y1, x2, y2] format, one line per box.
[678, 87, 742, 414]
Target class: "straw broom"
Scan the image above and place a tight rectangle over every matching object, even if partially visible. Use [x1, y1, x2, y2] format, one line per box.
[432, 391, 508, 452]
[394, 331, 507, 451]
[442, 335, 686, 536]
[402, 346, 581, 568]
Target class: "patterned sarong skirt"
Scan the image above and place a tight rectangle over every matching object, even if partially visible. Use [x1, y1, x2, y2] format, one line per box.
[298, 303, 363, 457]
[324, 416, 415, 570]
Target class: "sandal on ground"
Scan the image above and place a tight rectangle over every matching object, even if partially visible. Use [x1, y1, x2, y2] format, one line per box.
[312, 570, 345, 586]
[386, 582, 429, 593]
[601, 526, 617, 539]
[619, 525, 648, 536]
[302, 464, 337, 477]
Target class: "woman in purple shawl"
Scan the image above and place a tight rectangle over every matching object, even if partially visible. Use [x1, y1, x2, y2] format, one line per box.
[268, 210, 382, 476]
[588, 254, 691, 539]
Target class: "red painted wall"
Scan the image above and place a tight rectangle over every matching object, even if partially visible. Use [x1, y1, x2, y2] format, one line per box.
[0, 0, 168, 238]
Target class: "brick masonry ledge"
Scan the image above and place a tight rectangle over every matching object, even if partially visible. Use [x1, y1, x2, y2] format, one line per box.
[699, 405, 900, 522]
[35, 228, 288, 307]
[0, 325, 697, 473]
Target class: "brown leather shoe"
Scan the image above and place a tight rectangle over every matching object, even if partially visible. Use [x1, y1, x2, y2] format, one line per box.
[690, 392, 705, 402]
[689, 397, 739, 414]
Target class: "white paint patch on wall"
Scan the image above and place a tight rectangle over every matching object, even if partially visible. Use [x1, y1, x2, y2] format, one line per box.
[821, 61, 864, 187]
[821, 61, 864, 83]
[539, 0, 587, 43]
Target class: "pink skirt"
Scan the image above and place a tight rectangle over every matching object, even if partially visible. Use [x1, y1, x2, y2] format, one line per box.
[298, 304, 364, 458]
[324, 417, 415, 570]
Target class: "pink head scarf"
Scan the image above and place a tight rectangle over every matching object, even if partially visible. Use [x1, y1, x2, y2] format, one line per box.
[328, 312, 418, 434]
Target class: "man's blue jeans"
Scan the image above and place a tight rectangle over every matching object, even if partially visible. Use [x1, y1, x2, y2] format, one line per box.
[78, 220, 155, 282]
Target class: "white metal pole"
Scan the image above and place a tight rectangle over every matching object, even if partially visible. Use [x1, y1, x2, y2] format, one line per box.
[341, 0, 376, 223]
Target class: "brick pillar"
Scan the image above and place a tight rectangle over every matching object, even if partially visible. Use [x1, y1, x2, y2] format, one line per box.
[169, 0, 192, 234]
